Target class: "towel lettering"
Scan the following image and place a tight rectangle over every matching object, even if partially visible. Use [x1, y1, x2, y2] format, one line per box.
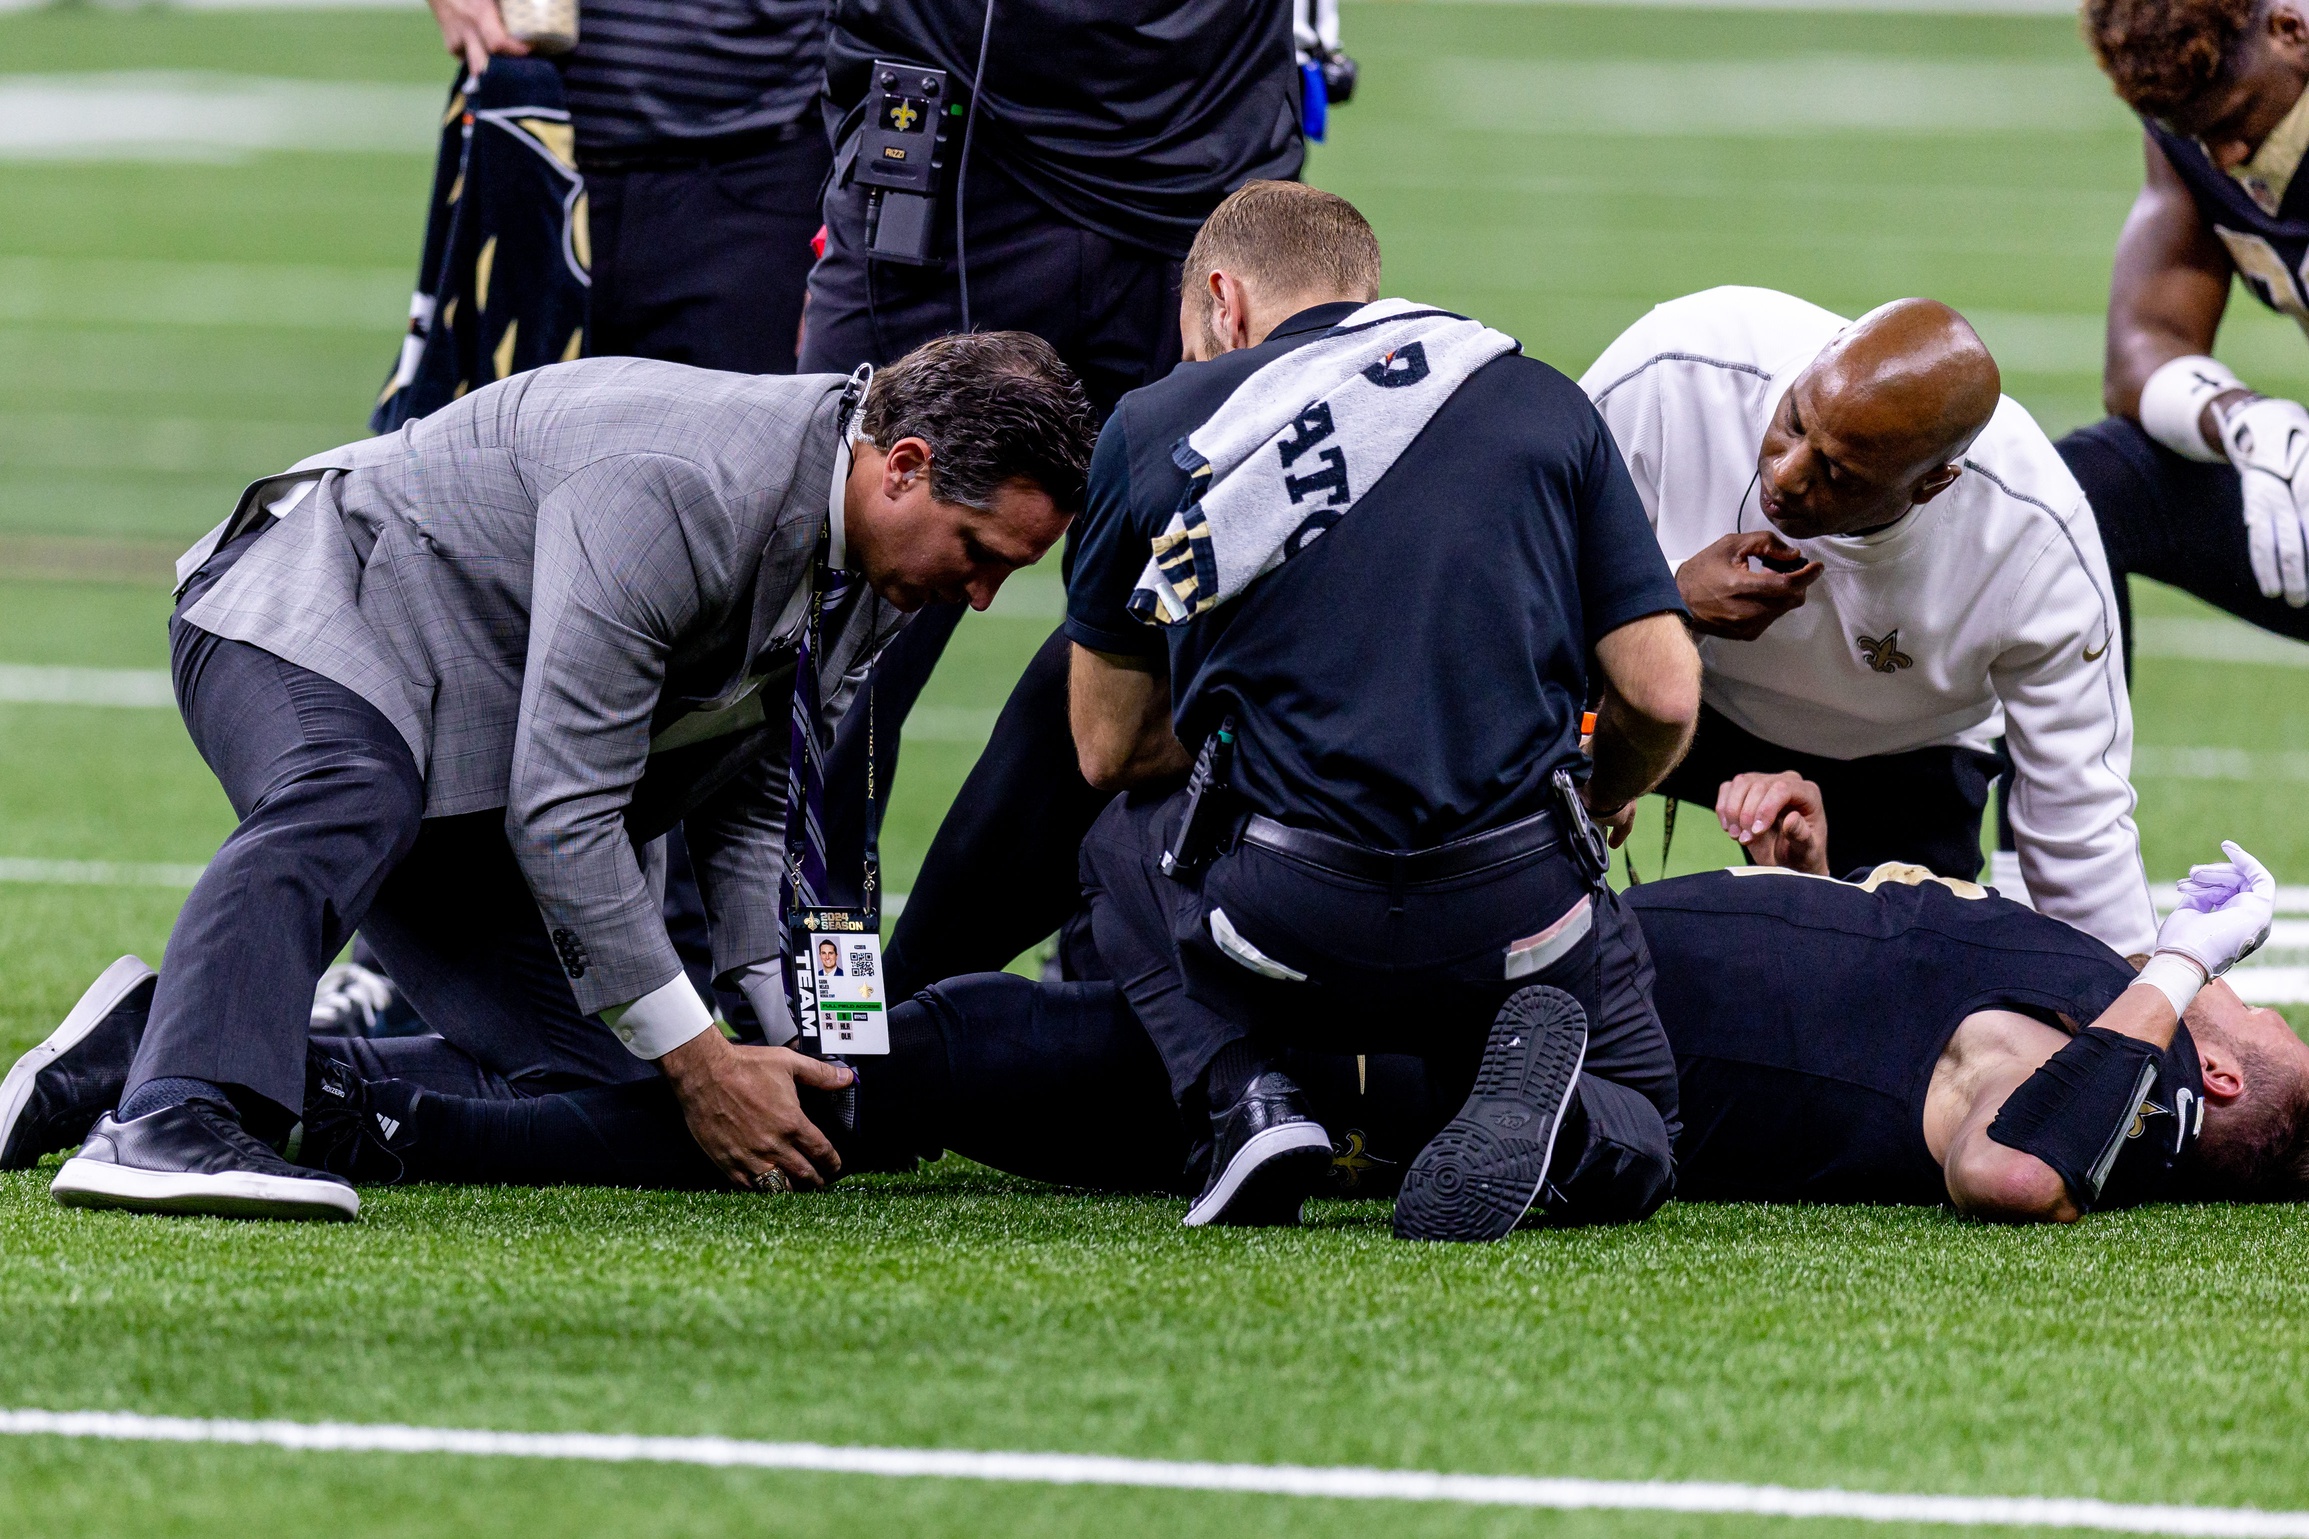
[1361, 340, 1431, 389]
[1276, 402, 1336, 467]
[1284, 446, 1350, 508]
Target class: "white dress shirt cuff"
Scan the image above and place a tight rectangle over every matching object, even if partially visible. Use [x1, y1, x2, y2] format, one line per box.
[602, 972, 717, 1060]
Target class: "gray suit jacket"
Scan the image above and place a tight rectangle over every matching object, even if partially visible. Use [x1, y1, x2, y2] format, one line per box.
[175, 358, 905, 1015]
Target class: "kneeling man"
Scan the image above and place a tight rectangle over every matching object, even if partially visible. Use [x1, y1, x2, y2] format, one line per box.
[1064, 183, 1702, 1239]
[13, 335, 1093, 1219]
[1584, 287, 2155, 960]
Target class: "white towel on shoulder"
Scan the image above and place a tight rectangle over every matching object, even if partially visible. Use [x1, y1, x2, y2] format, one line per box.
[1127, 297, 1517, 625]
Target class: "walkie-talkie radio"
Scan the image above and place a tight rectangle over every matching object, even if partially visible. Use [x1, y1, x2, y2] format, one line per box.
[857, 60, 955, 266]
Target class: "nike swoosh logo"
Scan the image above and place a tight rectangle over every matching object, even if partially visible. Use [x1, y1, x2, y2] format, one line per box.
[2083, 641, 2108, 661]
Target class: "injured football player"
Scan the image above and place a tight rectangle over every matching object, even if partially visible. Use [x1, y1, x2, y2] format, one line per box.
[5, 780, 2294, 1225]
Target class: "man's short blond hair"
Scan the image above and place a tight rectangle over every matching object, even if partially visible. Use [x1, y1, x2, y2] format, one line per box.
[1184, 181, 1382, 310]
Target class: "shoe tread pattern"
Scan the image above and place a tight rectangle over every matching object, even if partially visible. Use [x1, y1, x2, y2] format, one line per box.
[1394, 985, 1587, 1243]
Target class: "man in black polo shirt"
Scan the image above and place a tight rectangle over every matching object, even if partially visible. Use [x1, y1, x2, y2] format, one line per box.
[1066, 183, 1703, 1241]
[426, 0, 831, 373]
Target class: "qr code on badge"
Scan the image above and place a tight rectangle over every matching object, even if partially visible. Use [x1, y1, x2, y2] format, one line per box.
[848, 946, 877, 979]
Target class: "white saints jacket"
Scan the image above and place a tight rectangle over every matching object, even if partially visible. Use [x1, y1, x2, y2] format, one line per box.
[1581, 286, 2156, 957]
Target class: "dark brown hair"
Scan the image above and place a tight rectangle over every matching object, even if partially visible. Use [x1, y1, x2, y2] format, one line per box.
[2082, 0, 2263, 119]
[861, 331, 1097, 513]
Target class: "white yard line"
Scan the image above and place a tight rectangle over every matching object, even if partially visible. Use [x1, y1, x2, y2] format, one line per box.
[0, 73, 440, 160]
[0, 1408, 2304, 1536]
[0, 664, 174, 708]
[0, 858, 206, 888]
[2132, 620, 2309, 670]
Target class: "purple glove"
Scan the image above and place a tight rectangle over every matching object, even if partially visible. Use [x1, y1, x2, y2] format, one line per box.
[2156, 841, 2277, 979]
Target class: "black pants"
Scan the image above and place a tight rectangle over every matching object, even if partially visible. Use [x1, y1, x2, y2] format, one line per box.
[799, 148, 1182, 413]
[1077, 788, 1681, 1221]
[1657, 702, 2001, 883]
[313, 971, 1671, 1221]
[883, 626, 1113, 998]
[799, 151, 1185, 905]
[2060, 415, 2309, 661]
[585, 128, 832, 374]
[138, 532, 649, 1134]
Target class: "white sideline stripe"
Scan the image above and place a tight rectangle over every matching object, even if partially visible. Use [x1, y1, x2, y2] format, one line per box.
[2133, 620, 2309, 670]
[2157, 887, 2309, 914]
[0, 858, 206, 888]
[0, 664, 174, 708]
[4, 1409, 2309, 1536]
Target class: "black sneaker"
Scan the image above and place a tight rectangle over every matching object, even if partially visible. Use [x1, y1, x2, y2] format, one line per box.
[290, 1050, 413, 1185]
[51, 1100, 358, 1221]
[0, 956, 156, 1171]
[1394, 985, 1588, 1243]
[1184, 1069, 1334, 1228]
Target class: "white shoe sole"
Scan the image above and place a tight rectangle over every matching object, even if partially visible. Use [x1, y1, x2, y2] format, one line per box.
[1183, 1121, 1334, 1227]
[51, 1156, 359, 1221]
[0, 954, 154, 1168]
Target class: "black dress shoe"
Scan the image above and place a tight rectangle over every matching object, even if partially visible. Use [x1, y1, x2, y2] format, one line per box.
[51, 1100, 358, 1221]
[1394, 984, 1587, 1243]
[1184, 1069, 1334, 1228]
[0, 955, 156, 1171]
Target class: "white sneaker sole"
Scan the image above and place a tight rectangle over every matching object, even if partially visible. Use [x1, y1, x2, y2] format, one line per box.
[1183, 1121, 1334, 1227]
[0, 954, 154, 1168]
[51, 1156, 359, 1221]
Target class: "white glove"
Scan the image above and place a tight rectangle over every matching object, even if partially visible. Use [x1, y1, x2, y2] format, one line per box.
[2218, 395, 2309, 607]
[2154, 840, 2276, 979]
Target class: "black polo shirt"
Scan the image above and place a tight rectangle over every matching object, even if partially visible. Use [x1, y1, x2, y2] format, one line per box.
[824, 0, 1302, 258]
[1065, 303, 1685, 851]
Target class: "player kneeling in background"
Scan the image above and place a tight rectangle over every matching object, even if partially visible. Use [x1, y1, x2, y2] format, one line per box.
[2074, 0, 2309, 645]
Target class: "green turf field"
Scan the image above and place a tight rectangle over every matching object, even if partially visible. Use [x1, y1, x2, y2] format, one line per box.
[5, 3, 2309, 1533]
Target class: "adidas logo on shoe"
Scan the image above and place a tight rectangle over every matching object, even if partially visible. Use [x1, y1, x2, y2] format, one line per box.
[374, 1113, 400, 1141]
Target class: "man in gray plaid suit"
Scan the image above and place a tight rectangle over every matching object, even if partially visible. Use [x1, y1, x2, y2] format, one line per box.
[12, 332, 1093, 1221]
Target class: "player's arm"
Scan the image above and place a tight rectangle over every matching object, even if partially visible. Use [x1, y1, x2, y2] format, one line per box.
[1069, 644, 1190, 790]
[2106, 130, 2235, 422]
[2112, 132, 2309, 607]
[1945, 844, 2276, 1221]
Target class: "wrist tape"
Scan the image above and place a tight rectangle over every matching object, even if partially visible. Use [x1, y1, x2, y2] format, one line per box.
[1985, 1026, 2162, 1211]
[2138, 355, 2241, 464]
[2138, 952, 2206, 1019]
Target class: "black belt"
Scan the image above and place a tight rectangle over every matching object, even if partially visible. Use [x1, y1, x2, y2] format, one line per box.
[581, 120, 813, 173]
[1239, 807, 1565, 885]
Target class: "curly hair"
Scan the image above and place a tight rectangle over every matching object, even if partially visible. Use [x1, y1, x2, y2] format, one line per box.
[860, 331, 1097, 514]
[2082, 0, 2264, 119]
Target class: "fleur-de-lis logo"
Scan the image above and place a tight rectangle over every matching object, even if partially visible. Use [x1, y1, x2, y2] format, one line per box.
[1857, 629, 1913, 674]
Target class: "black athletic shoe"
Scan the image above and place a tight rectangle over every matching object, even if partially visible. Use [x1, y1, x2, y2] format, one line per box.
[51, 1100, 359, 1221]
[0, 955, 156, 1171]
[1393, 985, 1588, 1243]
[1184, 1070, 1334, 1228]
[290, 1050, 413, 1185]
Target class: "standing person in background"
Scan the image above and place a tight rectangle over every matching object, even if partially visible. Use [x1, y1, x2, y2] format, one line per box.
[799, 0, 1314, 986]
[425, 0, 831, 374]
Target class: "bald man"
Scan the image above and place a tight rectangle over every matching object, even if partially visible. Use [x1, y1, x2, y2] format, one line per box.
[1582, 286, 2156, 959]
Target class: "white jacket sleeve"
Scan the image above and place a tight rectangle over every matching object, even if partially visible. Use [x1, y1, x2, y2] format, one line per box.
[1991, 516, 2158, 957]
[1580, 334, 1667, 533]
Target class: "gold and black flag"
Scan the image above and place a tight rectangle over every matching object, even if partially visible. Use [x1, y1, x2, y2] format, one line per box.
[372, 60, 591, 432]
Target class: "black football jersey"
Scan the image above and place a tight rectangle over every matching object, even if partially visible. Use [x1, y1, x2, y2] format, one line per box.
[2150, 120, 2309, 330]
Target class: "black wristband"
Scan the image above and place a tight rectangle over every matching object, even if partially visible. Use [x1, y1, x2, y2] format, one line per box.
[1985, 1027, 2162, 1212]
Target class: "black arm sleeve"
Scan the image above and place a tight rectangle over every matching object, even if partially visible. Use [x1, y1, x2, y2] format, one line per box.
[1984, 1026, 2162, 1212]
